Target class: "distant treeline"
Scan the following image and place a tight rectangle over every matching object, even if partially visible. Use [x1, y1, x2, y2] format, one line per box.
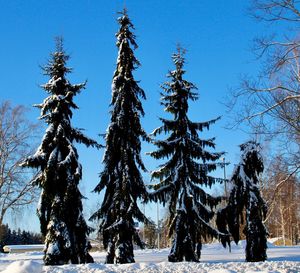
[0, 224, 43, 251]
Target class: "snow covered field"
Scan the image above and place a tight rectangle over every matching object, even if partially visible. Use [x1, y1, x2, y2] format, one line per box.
[1, 241, 300, 273]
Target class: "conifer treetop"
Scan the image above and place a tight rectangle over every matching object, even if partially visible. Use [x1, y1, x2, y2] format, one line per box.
[43, 37, 72, 78]
[151, 47, 220, 138]
[239, 140, 264, 180]
[116, 9, 138, 49]
[22, 37, 100, 172]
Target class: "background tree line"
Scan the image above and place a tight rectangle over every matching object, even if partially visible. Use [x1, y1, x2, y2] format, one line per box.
[0, 224, 43, 252]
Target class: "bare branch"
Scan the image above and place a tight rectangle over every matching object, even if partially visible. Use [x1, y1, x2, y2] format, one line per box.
[251, 0, 300, 22]
[0, 101, 40, 225]
[246, 95, 300, 120]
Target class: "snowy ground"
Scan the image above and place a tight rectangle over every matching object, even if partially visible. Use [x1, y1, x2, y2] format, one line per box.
[1, 241, 300, 273]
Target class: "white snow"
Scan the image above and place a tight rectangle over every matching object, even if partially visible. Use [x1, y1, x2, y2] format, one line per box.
[1, 260, 43, 273]
[3, 244, 44, 251]
[0, 241, 300, 272]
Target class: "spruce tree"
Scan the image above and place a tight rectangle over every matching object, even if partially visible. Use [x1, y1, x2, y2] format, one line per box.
[149, 47, 226, 262]
[21, 38, 99, 265]
[216, 141, 268, 262]
[90, 10, 148, 264]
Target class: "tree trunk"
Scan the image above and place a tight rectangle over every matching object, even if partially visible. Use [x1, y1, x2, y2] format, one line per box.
[279, 199, 286, 246]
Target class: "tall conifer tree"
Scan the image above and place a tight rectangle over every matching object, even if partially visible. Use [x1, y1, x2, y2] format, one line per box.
[90, 10, 148, 264]
[149, 48, 225, 262]
[22, 38, 99, 265]
[217, 141, 268, 262]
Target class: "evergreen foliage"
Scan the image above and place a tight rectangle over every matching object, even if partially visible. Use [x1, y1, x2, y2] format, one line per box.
[216, 141, 268, 262]
[90, 10, 149, 264]
[21, 38, 99, 265]
[148, 47, 226, 262]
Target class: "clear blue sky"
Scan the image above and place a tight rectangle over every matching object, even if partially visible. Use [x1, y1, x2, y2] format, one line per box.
[0, 1, 269, 232]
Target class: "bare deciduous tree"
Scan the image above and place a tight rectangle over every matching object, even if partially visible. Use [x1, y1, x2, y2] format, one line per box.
[262, 156, 300, 244]
[0, 101, 39, 226]
[226, 3, 300, 242]
[227, 0, 300, 176]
